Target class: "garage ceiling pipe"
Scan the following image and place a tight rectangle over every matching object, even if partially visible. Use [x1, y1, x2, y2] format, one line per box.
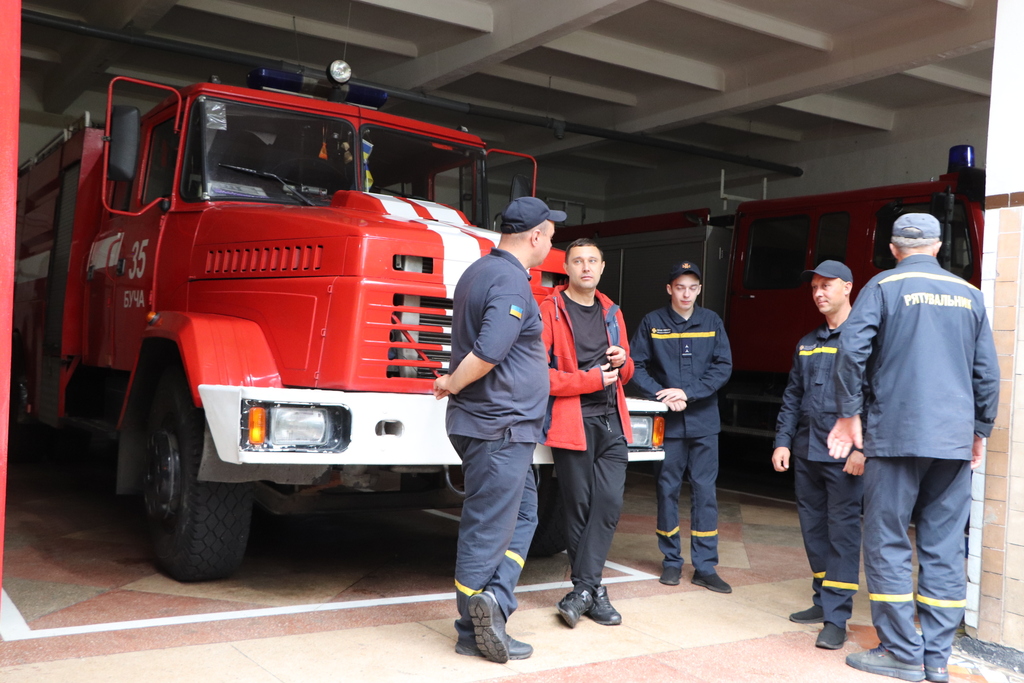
[23, 9, 804, 178]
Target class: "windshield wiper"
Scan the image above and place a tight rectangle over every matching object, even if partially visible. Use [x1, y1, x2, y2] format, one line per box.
[218, 163, 316, 207]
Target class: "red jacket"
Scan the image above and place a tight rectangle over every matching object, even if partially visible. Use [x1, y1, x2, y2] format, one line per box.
[540, 286, 634, 450]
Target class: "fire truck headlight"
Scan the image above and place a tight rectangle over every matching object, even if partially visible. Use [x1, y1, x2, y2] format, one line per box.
[327, 60, 352, 85]
[270, 407, 329, 446]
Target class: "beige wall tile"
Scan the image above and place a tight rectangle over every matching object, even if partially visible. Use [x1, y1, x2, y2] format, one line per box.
[996, 332, 1015, 356]
[986, 522, 1007, 549]
[995, 280, 1018, 307]
[1000, 208, 1022, 234]
[979, 619, 1002, 643]
[997, 256, 1020, 282]
[1005, 578, 1024, 614]
[1011, 476, 1024, 512]
[1008, 510, 1024, 545]
[988, 450, 1009, 477]
[988, 475, 1009, 503]
[983, 546, 1006, 576]
[987, 500, 1008, 526]
[999, 230, 1022, 258]
[981, 595, 1003, 623]
[991, 428, 1011, 454]
[997, 403, 1012, 430]
[982, 571, 1005, 599]
[999, 354, 1015, 380]
[995, 306, 1018, 331]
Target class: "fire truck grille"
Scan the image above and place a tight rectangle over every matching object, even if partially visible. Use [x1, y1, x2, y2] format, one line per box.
[387, 294, 453, 380]
[205, 245, 323, 274]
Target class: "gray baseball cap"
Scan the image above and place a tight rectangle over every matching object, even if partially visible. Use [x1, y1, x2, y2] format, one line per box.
[801, 260, 853, 283]
[892, 213, 941, 240]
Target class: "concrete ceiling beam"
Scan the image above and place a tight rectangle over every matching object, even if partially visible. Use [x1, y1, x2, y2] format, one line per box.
[352, 0, 493, 33]
[903, 64, 991, 96]
[480, 64, 637, 106]
[707, 116, 803, 141]
[777, 94, 895, 130]
[657, 0, 832, 52]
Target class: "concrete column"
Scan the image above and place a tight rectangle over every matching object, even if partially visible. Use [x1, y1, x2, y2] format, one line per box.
[973, 0, 1024, 648]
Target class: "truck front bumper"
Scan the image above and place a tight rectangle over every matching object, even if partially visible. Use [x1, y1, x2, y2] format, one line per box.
[199, 385, 665, 466]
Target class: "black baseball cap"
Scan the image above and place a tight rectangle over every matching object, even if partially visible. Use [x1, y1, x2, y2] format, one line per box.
[801, 259, 853, 283]
[499, 197, 567, 234]
[667, 260, 702, 283]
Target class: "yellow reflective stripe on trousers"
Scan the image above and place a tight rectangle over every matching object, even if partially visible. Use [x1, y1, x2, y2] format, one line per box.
[651, 331, 716, 339]
[812, 571, 827, 579]
[455, 579, 483, 597]
[657, 526, 680, 537]
[917, 594, 967, 608]
[869, 593, 914, 602]
[505, 550, 525, 568]
[823, 580, 859, 591]
[691, 529, 718, 537]
[798, 347, 837, 356]
[878, 271, 979, 290]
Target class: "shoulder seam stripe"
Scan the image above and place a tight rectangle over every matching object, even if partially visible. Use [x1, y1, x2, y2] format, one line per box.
[878, 272, 978, 290]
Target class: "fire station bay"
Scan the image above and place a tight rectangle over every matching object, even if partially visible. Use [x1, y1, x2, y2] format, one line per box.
[7, 1, 1024, 681]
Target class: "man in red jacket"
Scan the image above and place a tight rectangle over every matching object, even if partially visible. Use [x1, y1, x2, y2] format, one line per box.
[540, 238, 634, 628]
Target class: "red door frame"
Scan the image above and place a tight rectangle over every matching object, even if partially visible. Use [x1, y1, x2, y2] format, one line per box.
[0, 1, 22, 604]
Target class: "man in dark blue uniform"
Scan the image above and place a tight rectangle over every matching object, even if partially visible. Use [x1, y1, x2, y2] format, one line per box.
[772, 260, 864, 650]
[630, 261, 733, 593]
[433, 196, 563, 664]
[828, 214, 999, 682]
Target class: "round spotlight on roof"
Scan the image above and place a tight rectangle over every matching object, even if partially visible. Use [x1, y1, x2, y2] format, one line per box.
[327, 60, 352, 85]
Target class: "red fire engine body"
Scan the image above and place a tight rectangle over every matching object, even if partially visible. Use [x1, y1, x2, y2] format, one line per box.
[13, 74, 664, 581]
[558, 163, 986, 435]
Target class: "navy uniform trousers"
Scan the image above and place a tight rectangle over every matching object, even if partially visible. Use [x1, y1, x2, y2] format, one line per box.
[655, 435, 719, 574]
[449, 432, 538, 645]
[793, 457, 863, 629]
[863, 457, 972, 670]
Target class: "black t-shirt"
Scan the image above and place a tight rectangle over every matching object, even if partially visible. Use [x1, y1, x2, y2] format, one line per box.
[562, 292, 615, 417]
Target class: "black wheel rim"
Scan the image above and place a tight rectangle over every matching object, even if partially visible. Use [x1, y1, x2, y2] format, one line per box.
[145, 424, 182, 529]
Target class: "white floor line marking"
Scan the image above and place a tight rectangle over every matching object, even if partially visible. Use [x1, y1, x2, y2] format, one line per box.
[1, 589, 32, 641]
[424, 509, 462, 523]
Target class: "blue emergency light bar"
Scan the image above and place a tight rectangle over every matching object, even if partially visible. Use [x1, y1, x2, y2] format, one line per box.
[246, 67, 388, 109]
[948, 144, 975, 173]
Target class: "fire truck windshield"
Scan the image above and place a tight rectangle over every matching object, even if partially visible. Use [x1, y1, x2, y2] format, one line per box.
[181, 98, 358, 206]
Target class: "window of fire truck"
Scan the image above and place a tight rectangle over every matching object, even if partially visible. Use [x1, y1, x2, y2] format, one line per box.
[359, 126, 483, 223]
[142, 117, 179, 205]
[743, 214, 810, 289]
[814, 212, 849, 266]
[179, 98, 356, 205]
[872, 202, 973, 280]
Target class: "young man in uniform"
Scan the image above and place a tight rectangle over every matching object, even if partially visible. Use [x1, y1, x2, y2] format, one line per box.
[772, 260, 865, 650]
[433, 196, 562, 664]
[629, 261, 733, 593]
[828, 214, 999, 682]
[540, 238, 634, 628]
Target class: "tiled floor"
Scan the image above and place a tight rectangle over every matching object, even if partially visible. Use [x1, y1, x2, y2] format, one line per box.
[0, 459, 1020, 682]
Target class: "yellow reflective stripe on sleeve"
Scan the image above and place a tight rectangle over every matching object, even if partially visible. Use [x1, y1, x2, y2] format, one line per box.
[798, 347, 838, 356]
[878, 271, 979, 290]
[812, 571, 827, 579]
[869, 593, 914, 602]
[455, 579, 483, 597]
[657, 526, 680, 537]
[651, 331, 717, 339]
[504, 550, 525, 568]
[691, 529, 718, 537]
[916, 594, 967, 608]
[823, 580, 859, 591]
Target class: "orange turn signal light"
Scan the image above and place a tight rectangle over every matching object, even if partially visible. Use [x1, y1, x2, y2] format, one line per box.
[653, 416, 665, 449]
[249, 407, 267, 445]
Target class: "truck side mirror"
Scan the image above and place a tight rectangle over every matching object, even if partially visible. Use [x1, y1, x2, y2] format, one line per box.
[509, 174, 531, 201]
[108, 105, 140, 182]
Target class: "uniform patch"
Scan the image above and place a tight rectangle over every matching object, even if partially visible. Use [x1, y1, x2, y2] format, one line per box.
[509, 304, 523, 319]
[902, 292, 972, 309]
[652, 327, 672, 335]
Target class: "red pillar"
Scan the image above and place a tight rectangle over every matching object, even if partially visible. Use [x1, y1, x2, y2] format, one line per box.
[0, 2, 22, 603]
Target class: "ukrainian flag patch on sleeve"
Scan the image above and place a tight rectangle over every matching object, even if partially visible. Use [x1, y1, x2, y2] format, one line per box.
[509, 305, 523, 319]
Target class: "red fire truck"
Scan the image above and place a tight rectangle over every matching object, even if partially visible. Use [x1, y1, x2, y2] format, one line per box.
[558, 155, 986, 436]
[12, 64, 665, 581]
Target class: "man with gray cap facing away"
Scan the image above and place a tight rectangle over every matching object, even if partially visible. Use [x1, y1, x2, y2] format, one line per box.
[773, 259, 864, 651]
[434, 196, 563, 663]
[828, 213, 999, 682]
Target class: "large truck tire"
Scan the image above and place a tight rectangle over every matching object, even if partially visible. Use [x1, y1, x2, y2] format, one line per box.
[144, 366, 253, 581]
[528, 465, 567, 557]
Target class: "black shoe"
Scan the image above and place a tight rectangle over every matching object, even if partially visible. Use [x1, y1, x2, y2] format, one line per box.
[586, 586, 622, 626]
[692, 570, 732, 594]
[660, 565, 682, 586]
[815, 622, 847, 650]
[468, 591, 511, 663]
[456, 637, 533, 660]
[789, 605, 824, 624]
[846, 646, 925, 682]
[556, 589, 594, 629]
[925, 665, 949, 683]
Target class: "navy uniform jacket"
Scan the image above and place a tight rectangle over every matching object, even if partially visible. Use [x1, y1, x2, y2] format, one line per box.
[835, 254, 999, 460]
[629, 305, 732, 439]
[776, 323, 848, 463]
[446, 248, 549, 443]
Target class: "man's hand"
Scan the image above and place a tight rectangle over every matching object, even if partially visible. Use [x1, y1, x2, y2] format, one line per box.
[828, 415, 863, 460]
[972, 435, 985, 470]
[772, 447, 791, 472]
[656, 387, 688, 412]
[843, 450, 866, 476]
[606, 345, 627, 368]
[600, 363, 620, 387]
[433, 374, 452, 400]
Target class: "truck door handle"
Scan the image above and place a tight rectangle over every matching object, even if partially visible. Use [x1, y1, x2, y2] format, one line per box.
[116, 258, 126, 277]
[737, 294, 755, 299]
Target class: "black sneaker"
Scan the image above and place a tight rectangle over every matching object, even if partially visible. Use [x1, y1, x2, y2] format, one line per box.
[556, 589, 594, 629]
[586, 586, 622, 626]
[660, 565, 682, 586]
[468, 591, 510, 663]
[925, 665, 949, 683]
[692, 570, 732, 594]
[815, 622, 847, 650]
[456, 638, 533, 660]
[789, 605, 824, 624]
[846, 646, 925, 682]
